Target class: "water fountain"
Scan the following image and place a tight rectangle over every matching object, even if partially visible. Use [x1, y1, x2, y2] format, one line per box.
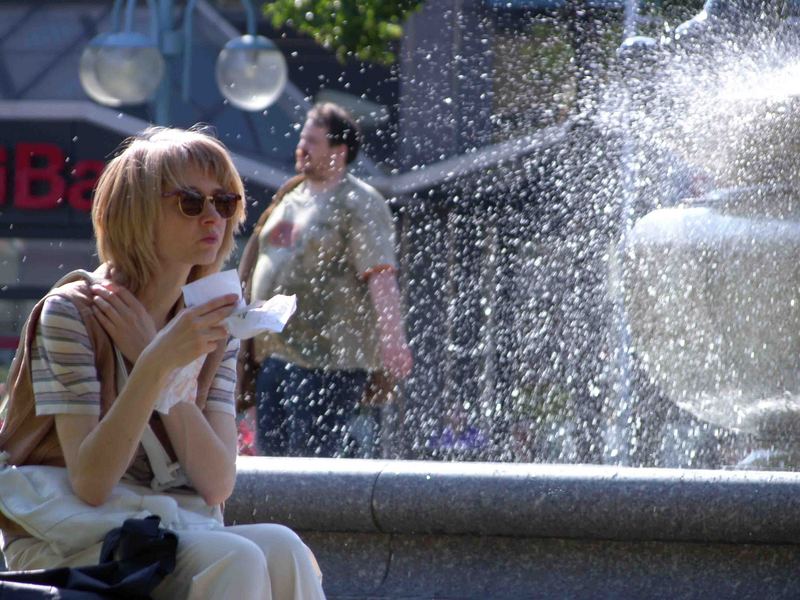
[621, 0, 800, 469]
[224, 4, 800, 596]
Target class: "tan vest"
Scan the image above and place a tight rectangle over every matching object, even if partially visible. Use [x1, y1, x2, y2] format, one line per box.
[235, 175, 305, 410]
[0, 268, 225, 536]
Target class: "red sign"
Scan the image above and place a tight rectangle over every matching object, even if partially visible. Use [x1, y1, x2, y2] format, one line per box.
[0, 142, 104, 212]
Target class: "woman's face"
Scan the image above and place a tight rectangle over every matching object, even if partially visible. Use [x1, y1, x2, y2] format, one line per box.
[155, 164, 229, 272]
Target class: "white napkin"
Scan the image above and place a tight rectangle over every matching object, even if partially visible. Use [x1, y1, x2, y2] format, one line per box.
[181, 269, 297, 340]
[153, 356, 204, 415]
[151, 270, 296, 415]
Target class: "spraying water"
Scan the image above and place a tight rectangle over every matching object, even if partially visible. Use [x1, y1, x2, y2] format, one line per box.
[619, 4, 800, 469]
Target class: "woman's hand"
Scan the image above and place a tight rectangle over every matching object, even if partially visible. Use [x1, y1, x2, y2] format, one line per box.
[144, 293, 239, 372]
[91, 282, 156, 363]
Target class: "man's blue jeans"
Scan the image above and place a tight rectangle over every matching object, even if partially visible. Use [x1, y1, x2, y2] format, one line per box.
[254, 357, 369, 457]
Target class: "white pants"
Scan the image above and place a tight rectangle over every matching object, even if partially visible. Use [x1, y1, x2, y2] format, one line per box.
[3, 523, 326, 600]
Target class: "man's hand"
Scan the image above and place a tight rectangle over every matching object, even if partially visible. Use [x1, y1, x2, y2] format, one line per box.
[379, 333, 413, 380]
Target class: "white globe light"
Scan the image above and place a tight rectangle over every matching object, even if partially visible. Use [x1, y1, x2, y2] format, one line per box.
[80, 32, 164, 106]
[216, 35, 287, 111]
[79, 34, 124, 107]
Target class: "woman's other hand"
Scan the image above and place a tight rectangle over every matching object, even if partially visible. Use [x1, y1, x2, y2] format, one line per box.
[91, 282, 156, 363]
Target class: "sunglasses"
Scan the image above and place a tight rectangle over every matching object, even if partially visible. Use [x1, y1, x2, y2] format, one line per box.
[161, 187, 241, 219]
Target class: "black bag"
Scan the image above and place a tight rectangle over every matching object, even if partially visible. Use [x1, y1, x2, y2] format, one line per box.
[0, 515, 178, 599]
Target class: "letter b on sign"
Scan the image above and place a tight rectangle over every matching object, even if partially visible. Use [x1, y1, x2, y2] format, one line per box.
[14, 143, 66, 210]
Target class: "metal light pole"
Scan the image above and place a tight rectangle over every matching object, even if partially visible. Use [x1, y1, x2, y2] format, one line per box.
[606, 0, 652, 464]
[79, 0, 288, 124]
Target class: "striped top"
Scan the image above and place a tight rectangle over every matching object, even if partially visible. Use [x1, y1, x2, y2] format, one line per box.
[32, 295, 238, 417]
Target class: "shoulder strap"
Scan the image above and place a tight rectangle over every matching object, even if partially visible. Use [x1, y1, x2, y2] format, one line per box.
[238, 175, 305, 302]
[113, 349, 188, 492]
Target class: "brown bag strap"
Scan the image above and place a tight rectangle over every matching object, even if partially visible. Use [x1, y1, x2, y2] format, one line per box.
[234, 175, 305, 412]
[238, 174, 305, 302]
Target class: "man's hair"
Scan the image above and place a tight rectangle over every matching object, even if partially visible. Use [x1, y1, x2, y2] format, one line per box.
[92, 125, 246, 294]
[308, 102, 362, 165]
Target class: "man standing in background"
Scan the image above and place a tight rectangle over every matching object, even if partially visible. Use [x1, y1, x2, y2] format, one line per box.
[238, 102, 413, 457]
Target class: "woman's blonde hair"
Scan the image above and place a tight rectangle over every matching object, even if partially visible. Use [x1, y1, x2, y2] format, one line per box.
[92, 125, 246, 294]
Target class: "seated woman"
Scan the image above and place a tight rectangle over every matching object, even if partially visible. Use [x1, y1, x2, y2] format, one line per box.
[0, 126, 326, 600]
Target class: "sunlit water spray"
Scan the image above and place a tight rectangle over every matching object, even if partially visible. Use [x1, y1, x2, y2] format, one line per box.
[483, 22, 800, 469]
[616, 25, 800, 469]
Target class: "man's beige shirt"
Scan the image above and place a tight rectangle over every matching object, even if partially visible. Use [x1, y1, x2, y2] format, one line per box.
[250, 174, 397, 371]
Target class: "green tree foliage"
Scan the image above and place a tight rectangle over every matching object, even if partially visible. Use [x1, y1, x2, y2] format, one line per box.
[642, 1, 704, 21]
[264, 0, 425, 65]
[642, 0, 705, 11]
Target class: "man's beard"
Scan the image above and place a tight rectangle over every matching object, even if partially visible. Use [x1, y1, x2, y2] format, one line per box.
[297, 160, 328, 182]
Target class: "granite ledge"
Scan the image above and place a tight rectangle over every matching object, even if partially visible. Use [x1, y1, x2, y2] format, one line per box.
[226, 457, 800, 545]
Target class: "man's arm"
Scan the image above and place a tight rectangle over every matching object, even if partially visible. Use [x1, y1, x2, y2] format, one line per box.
[367, 269, 413, 380]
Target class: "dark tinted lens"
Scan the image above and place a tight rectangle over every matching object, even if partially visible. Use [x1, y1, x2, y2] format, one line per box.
[177, 188, 206, 216]
[211, 192, 240, 218]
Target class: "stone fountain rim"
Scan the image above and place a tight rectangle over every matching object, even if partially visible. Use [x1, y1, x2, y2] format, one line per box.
[226, 457, 800, 546]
